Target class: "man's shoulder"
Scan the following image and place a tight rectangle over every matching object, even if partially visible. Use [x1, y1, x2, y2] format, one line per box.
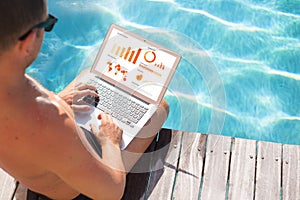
[33, 91, 77, 138]
[25, 74, 74, 120]
[17, 75, 77, 145]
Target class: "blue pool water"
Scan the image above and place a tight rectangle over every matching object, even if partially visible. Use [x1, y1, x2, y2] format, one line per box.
[27, 0, 300, 145]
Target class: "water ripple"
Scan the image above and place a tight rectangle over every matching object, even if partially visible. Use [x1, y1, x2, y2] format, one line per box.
[178, 6, 269, 32]
[237, 0, 300, 19]
[267, 68, 300, 81]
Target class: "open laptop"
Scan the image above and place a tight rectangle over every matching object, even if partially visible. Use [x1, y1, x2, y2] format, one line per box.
[75, 24, 181, 150]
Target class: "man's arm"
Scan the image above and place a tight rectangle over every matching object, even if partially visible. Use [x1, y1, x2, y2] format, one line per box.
[37, 99, 126, 199]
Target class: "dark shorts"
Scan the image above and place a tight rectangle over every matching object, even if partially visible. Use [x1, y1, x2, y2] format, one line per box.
[27, 189, 92, 200]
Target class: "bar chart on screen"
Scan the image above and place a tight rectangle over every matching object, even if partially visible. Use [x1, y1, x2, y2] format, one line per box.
[109, 43, 167, 80]
[111, 44, 142, 64]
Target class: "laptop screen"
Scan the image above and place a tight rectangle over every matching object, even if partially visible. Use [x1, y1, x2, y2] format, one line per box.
[92, 24, 181, 104]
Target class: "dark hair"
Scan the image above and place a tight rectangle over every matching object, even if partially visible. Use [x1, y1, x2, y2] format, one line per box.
[0, 0, 46, 52]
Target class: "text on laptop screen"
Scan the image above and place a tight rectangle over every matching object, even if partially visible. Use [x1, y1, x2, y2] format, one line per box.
[93, 27, 177, 103]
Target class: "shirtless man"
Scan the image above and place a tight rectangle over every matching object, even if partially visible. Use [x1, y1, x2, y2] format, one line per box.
[0, 0, 169, 199]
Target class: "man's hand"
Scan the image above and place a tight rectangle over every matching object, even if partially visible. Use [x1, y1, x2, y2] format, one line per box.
[58, 82, 99, 112]
[90, 113, 123, 149]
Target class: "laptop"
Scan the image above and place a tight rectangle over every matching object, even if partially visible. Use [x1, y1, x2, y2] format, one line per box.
[75, 24, 181, 150]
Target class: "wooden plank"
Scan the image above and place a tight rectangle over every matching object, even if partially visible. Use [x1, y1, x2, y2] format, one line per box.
[200, 134, 232, 200]
[172, 132, 206, 199]
[0, 168, 16, 200]
[147, 130, 183, 200]
[228, 138, 256, 200]
[255, 141, 282, 200]
[282, 144, 300, 200]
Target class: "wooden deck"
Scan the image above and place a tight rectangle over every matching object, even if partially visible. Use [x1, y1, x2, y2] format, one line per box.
[122, 129, 300, 200]
[1, 129, 300, 200]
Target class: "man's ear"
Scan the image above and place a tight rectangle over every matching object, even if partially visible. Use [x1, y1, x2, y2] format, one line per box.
[17, 31, 37, 56]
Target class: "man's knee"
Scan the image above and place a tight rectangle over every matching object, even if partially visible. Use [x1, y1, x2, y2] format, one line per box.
[161, 99, 169, 117]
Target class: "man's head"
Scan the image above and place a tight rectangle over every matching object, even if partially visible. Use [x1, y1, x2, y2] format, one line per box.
[0, 0, 47, 54]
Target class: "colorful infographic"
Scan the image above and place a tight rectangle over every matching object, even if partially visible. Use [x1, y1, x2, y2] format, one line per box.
[94, 28, 177, 102]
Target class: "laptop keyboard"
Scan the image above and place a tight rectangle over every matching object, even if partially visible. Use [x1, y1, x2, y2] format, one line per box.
[83, 79, 149, 125]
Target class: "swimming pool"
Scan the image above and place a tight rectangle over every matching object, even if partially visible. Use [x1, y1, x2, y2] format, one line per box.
[27, 0, 300, 145]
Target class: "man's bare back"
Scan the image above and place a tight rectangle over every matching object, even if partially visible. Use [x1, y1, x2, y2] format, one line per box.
[0, 75, 94, 199]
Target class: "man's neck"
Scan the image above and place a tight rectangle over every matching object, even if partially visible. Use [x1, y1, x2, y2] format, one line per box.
[0, 63, 29, 94]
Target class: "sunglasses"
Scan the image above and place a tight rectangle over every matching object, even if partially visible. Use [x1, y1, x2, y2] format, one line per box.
[19, 14, 58, 41]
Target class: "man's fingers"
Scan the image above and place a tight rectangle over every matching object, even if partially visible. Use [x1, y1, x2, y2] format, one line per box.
[97, 112, 123, 148]
[100, 112, 113, 125]
[89, 123, 96, 133]
[71, 104, 91, 112]
[99, 113, 107, 125]
[72, 90, 99, 104]
[89, 122, 102, 139]
[79, 89, 99, 98]
[75, 83, 97, 92]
